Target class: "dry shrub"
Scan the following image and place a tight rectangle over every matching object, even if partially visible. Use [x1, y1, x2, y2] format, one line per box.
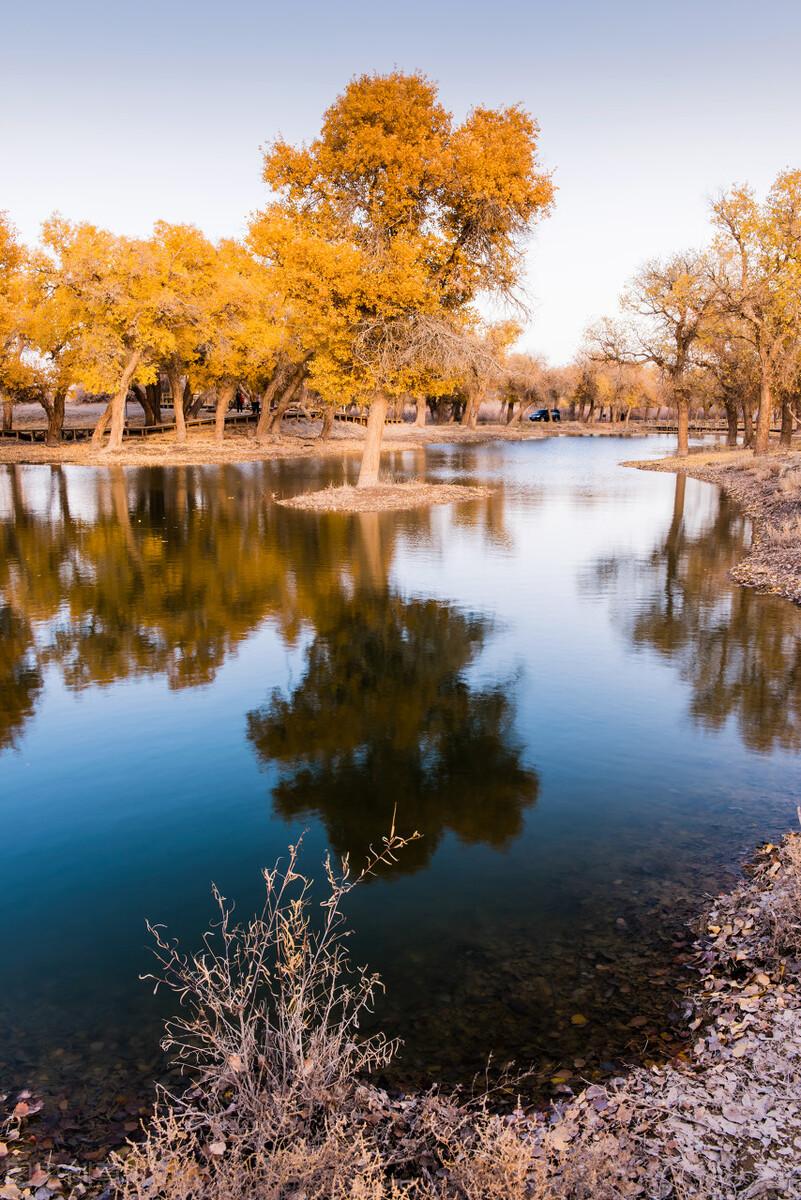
[450, 1118, 537, 1199]
[777, 467, 801, 494]
[116, 828, 423, 1200]
[764, 514, 801, 545]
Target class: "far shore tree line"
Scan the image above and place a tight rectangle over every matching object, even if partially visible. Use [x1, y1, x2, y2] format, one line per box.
[586, 169, 801, 457]
[1, 71, 798, 474]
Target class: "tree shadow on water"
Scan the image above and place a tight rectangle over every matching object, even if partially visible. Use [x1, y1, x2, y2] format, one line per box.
[586, 474, 801, 754]
[246, 592, 539, 874]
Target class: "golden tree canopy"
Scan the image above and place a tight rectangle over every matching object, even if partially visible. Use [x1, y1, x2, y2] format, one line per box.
[250, 71, 553, 406]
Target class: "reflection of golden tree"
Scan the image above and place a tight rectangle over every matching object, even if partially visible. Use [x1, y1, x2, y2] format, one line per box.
[591, 476, 801, 753]
[0, 604, 42, 750]
[0, 462, 509, 747]
[246, 592, 538, 874]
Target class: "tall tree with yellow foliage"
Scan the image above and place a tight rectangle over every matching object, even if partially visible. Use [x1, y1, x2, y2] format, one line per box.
[250, 71, 552, 486]
[41, 220, 218, 452]
[194, 239, 284, 442]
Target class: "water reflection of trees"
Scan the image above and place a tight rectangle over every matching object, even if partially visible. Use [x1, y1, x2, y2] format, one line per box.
[590, 475, 801, 753]
[0, 605, 42, 751]
[0, 463, 526, 786]
[246, 590, 538, 873]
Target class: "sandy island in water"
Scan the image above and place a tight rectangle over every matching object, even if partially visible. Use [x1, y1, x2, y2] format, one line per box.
[278, 480, 492, 512]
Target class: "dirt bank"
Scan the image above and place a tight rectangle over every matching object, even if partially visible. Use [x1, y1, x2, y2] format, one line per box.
[627, 446, 801, 606]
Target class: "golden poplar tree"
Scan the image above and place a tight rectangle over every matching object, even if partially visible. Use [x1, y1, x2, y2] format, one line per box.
[711, 170, 801, 454]
[250, 71, 553, 486]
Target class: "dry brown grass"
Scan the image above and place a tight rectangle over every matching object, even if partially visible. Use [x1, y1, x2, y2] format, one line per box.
[0, 418, 551, 471]
[764, 514, 801, 545]
[777, 467, 801, 494]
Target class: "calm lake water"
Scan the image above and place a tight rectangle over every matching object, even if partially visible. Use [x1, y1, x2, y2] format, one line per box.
[2, 436, 801, 1144]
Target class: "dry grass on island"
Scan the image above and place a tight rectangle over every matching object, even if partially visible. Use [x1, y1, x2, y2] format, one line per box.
[278, 479, 492, 513]
[627, 444, 801, 605]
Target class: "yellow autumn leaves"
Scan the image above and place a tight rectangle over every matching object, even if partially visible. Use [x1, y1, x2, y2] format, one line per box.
[1, 71, 553, 471]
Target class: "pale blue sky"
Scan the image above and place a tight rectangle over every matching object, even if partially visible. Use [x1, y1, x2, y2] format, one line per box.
[2, 0, 800, 361]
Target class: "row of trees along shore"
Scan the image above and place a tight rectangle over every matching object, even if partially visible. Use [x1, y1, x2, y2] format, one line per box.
[0, 72, 554, 485]
[586, 170, 801, 457]
[1, 72, 798, 472]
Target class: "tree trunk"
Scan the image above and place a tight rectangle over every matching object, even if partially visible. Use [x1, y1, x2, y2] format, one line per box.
[2, 395, 12, 432]
[505, 401, 516, 425]
[256, 358, 309, 443]
[271, 372, 305, 435]
[255, 364, 288, 442]
[102, 350, 142, 453]
[460, 392, 476, 427]
[742, 399, 754, 448]
[725, 399, 739, 447]
[461, 390, 482, 428]
[415, 395, 426, 427]
[145, 381, 162, 426]
[780, 394, 794, 447]
[46, 389, 66, 445]
[215, 382, 236, 443]
[357, 393, 388, 488]
[132, 384, 152, 426]
[754, 359, 772, 455]
[167, 369, 187, 443]
[91, 399, 113, 445]
[186, 382, 203, 417]
[318, 406, 334, 440]
[676, 395, 689, 458]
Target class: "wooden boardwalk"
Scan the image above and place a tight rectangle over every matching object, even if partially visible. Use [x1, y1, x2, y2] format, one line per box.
[0, 405, 386, 443]
[0, 411, 258, 443]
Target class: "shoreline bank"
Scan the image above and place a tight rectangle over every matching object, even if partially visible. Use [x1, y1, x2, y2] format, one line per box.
[627, 445, 801, 606]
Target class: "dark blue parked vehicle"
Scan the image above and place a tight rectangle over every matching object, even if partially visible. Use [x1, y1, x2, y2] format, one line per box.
[529, 408, 561, 422]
